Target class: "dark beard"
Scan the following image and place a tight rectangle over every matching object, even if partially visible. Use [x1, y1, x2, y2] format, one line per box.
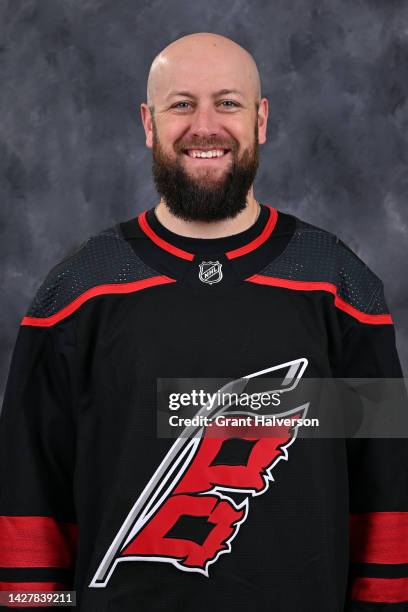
[151, 119, 259, 222]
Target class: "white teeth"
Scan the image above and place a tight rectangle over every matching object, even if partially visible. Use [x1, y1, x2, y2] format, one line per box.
[187, 149, 226, 158]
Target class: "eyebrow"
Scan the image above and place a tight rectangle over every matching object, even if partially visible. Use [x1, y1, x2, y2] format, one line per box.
[165, 89, 244, 100]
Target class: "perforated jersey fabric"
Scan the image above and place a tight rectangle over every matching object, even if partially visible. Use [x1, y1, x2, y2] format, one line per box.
[259, 218, 387, 315]
[26, 226, 161, 319]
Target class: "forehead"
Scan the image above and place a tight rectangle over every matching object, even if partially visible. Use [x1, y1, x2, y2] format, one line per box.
[155, 53, 255, 103]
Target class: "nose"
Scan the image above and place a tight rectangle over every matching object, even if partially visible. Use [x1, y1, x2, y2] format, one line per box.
[189, 106, 220, 138]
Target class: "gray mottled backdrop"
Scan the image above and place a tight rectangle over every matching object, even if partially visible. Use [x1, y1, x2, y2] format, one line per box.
[1, 0, 407, 402]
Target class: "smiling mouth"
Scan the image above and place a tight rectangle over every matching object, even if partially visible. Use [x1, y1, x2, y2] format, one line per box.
[182, 148, 232, 161]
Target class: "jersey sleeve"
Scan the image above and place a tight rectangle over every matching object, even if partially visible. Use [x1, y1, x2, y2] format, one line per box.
[0, 302, 77, 605]
[338, 276, 408, 610]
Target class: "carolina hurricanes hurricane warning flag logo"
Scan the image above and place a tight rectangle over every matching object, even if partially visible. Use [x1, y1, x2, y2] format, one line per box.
[90, 358, 309, 586]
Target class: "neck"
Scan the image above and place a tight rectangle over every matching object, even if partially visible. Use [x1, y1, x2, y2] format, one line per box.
[154, 189, 260, 239]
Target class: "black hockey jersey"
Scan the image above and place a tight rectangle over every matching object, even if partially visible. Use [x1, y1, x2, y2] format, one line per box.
[0, 203, 407, 611]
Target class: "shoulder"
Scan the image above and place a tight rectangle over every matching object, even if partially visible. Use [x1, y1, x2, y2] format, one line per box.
[23, 223, 163, 326]
[264, 211, 389, 318]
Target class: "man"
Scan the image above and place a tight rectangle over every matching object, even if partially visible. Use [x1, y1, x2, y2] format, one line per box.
[0, 32, 406, 611]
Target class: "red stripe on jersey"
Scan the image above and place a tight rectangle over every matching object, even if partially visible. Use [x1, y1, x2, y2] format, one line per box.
[0, 516, 77, 568]
[138, 211, 194, 261]
[350, 512, 408, 564]
[351, 577, 408, 604]
[20, 275, 176, 327]
[226, 206, 278, 259]
[246, 275, 393, 325]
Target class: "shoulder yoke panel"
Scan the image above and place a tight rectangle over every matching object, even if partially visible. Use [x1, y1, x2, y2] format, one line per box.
[25, 226, 168, 321]
[259, 218, 388, 316]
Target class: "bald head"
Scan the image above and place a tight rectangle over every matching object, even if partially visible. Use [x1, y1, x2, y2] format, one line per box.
[146, 33, 261, 111]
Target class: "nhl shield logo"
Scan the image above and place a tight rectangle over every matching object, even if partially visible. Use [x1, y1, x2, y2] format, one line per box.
[198, 261, 223, 285]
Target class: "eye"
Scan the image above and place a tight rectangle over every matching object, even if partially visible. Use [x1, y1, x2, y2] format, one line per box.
[220, 100, 239, 108]
[173, 101, 191, 109]
[172, 100, 240, 110]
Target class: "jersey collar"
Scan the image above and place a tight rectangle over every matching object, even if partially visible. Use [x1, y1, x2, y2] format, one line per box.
[137, 204, 278, 261]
